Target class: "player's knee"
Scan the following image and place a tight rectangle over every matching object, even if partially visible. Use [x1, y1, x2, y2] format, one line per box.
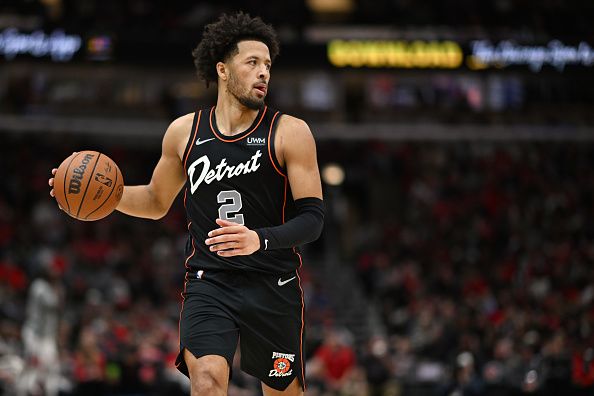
[190, 369, 226, 396]
[262, 377, 303, 396]
[184, 351, 229, 396]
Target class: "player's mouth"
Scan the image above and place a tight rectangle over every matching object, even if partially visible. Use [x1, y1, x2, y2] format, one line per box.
[254, 83, 267, 96]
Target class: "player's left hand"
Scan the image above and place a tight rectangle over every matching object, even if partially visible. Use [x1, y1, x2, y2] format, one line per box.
[205, 218, 261, 257]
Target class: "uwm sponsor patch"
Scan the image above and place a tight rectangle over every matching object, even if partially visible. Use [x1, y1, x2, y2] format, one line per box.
[247, 137, 266, 146]
[269, 352, 294, 377]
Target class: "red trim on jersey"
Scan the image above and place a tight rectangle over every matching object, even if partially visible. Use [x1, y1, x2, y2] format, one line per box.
[178, 221, 194, 353]
[183, 110, 202, 172]
[184, 222, 196, 267]
[177, 271, 189, 355]
[270, 112, 302, 275]
[281, 176, 288, 224]
[267, 111, 286, 177]
[209, 106, 267, 142]
[295, 258, 307, 391]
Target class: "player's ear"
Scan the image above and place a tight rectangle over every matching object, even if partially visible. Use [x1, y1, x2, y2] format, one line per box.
[216, 62, 227, 81]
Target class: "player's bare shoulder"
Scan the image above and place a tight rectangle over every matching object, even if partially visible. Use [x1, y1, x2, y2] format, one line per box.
[277, 114, 313, 139]
[164, 112, 195, 159]
[167, 113, 194, 141]
[275, 114, 316, 167]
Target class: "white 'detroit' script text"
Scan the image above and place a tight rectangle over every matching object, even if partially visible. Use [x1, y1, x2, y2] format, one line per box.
[188, 150, 262, 194]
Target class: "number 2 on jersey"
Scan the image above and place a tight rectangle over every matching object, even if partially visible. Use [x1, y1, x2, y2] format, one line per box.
[217, 190, 245, 225]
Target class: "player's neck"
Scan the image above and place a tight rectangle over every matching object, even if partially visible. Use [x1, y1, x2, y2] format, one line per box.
[214, 95, 260, 136]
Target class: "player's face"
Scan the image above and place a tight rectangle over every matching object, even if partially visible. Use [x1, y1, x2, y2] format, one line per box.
[226, 40, 271, 110]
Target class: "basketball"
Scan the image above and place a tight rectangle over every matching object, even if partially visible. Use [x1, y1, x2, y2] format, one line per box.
[53, 151, 124, 221]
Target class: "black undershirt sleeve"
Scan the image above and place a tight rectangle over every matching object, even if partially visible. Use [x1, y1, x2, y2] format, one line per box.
[254, 197, 324, 251]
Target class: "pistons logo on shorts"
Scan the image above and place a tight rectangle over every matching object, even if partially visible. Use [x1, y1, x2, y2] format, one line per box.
[269, 352, 295, 377]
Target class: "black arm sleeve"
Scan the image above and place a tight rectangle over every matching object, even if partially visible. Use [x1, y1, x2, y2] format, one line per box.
[254, 197, 324, 250]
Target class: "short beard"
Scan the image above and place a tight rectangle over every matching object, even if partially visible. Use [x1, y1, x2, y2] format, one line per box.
[236, 94, 264, 111]
[227, 70, 265, 110]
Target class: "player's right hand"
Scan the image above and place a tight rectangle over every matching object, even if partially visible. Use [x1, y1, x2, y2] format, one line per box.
[48, 168, 57, 198]
[205, 218, 261, 256]
[49, 167, 64, 211]
[50, 152, 76, 209]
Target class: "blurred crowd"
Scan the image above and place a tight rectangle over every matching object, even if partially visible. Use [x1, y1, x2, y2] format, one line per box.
[327, 141, 594, 396]
[0, 135, 592, 396]
[3, 65, 594, 127]
[0, 136, 193, 395]
[3, 1, 594, 127]
[3, 0, 594, 36]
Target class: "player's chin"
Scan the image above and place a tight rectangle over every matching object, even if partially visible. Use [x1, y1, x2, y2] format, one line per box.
[242, 95, 265, 110]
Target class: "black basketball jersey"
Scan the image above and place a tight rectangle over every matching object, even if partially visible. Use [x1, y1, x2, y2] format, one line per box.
[181, 106, 301, 274]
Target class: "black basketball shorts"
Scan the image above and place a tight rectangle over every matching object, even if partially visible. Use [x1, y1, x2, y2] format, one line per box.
[175, 268, 306, 391]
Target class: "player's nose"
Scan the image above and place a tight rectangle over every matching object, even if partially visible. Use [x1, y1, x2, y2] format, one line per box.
[258, 66, 269, 80]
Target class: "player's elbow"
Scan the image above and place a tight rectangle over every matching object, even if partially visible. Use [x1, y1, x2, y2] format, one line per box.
[313, 220, 324, 241]
[148, 189, 171, 220]
[150, 201, 170, 220]
[307, 215, 324, 244]
[300, 197, 325, 243]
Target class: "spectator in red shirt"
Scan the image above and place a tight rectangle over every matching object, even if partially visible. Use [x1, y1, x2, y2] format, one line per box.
[309, 327, 357, 392]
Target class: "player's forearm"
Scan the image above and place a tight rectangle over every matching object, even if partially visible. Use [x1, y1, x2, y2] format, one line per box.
[254, 197, 325, 250]
[116, 185, 167, 220]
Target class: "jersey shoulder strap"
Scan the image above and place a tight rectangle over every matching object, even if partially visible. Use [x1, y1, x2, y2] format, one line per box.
[181, 109, 203, 173]
[266, 109, 285, 176]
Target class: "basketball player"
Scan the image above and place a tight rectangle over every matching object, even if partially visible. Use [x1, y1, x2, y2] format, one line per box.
[17, 260, 63, 396]
[49, 12, 324, 396]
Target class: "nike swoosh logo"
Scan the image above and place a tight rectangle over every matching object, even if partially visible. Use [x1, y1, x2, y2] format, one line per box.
[196, 137, 215, 146]
[264, 239, 269, 250]
[277, 276, 296, 286]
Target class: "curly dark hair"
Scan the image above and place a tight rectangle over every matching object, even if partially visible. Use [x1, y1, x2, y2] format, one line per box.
[192, 12, 280, 87]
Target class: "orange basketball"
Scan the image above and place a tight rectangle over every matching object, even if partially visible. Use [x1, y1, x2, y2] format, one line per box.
[53, 151, 124, 221]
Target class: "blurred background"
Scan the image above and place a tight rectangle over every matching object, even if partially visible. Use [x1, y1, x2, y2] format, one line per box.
[1, 1, 593, 395]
